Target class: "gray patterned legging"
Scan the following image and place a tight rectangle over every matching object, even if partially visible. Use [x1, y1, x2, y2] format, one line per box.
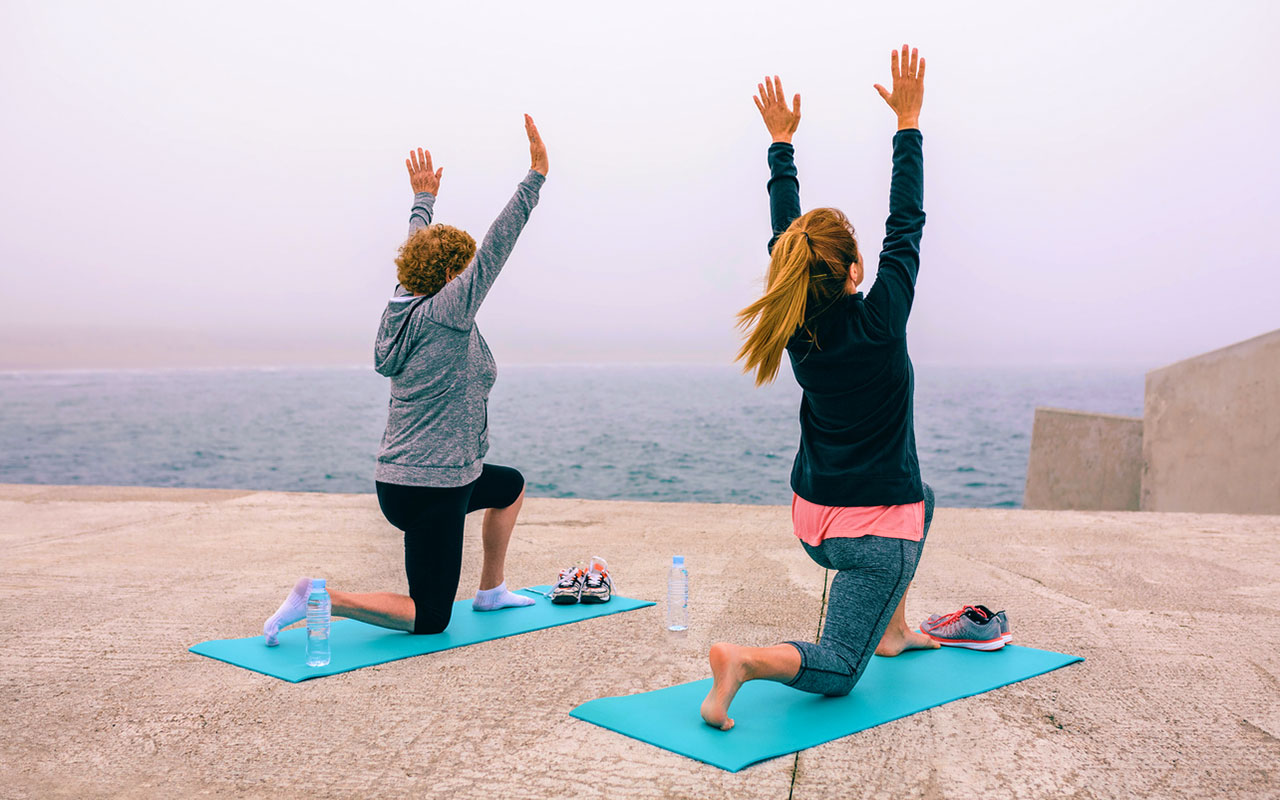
[785, 483, 935, 696]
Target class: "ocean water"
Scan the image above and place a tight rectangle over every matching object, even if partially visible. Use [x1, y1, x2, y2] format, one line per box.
[0, 364, 1144, 508]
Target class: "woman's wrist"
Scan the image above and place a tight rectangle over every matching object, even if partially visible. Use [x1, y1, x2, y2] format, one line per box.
[896, 115, 920, 131]
[771, 134, 793, 144]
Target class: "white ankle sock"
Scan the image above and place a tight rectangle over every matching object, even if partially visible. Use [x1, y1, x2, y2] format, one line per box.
[263, 576, 313, 646]
[472, 581, 535, 612]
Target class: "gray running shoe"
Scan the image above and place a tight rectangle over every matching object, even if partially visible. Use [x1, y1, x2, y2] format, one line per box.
[920, 606, 1005, 651]
[551, 566, 585, 605]
[580, 556, 613, 604]
[973, 605, 1012, 643]
[925, 605, 1012, 644]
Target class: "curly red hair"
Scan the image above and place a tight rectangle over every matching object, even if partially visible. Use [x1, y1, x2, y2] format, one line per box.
[395, 224, 477, 297]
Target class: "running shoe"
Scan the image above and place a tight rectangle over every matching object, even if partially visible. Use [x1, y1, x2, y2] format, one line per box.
[925, 605, 1012, 644]
[920, 606, 1006, 651]
[972, 604, 1012, 643]
[551, 566, 586, 605]
[580, 556, 613, 604]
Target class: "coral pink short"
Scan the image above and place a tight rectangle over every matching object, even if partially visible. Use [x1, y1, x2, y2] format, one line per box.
[791, 494, 925, 546]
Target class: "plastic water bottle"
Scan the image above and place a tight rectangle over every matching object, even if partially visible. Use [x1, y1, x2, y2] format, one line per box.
[306, 578, 331, 667]
[666, 555, 689, 631]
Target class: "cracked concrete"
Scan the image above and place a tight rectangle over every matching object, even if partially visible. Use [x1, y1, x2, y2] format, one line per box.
[1, 485, 1277, 799]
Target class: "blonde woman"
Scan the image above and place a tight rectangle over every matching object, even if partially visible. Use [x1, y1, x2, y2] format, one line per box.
[702, 47, 938, 730]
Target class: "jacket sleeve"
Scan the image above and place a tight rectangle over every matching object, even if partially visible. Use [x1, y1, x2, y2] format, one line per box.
[407, 192, 435, 236]
[766, 142, 802, 254]
[426, 170, 545, 329]
[390, 192, 438, 299]
[863, 129, 925, 339]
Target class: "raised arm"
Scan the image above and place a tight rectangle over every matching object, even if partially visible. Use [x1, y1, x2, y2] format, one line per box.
[427, 115, 548, 327]
[754, 76, 803, 253]
[865, 45, 927, 339]
[405, 147, 443, 236]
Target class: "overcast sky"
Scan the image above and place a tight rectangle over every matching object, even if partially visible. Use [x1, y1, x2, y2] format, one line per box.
[1, 1, 1276, 369]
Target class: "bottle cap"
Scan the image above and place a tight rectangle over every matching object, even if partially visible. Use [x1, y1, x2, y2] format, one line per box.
[672, 555, 685, 566]
[311, 578, 326, 590]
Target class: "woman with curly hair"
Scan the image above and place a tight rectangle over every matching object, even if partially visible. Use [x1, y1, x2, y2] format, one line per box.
[262, 115, 549, 642]
[701, 47, 938, 730]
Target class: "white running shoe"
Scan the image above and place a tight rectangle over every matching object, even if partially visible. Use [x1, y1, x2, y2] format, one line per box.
[551, 566, 586, 605]
[581, 556, 613, 604]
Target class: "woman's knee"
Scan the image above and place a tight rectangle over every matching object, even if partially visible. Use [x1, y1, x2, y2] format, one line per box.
[819, 663, 859, 697]
[476, 464, 525, 511]
[788, 637, 874, 697]
[504, 485, 526, 510]
[411, 599, 453, 635]
[825, 651, 877, 696]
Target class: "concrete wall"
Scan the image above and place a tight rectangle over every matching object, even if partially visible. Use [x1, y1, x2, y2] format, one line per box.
[1142, 329, 1280, 513]
[1024, 407, 1144, 511]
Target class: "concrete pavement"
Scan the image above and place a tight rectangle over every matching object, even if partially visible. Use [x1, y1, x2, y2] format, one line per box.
[1, 484, 1277, 799]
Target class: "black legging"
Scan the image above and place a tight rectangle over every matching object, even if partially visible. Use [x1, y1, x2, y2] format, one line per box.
[376, 464, 525, 634]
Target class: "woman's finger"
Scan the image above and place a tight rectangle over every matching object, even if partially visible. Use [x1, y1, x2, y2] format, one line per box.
[917, 57, 925, 81]
[753, 95, 765, 114]
[422, 149, 433, 173]
[874, 83, 891, 103]
[792, 93, 801, 117]
[405, 158, 413, 176]
[435, 167, 443, 180]
[901, 44, 910, 78]
[773, 75, 784, 104]
[909, 47, 918, 79]
[764, 76, 775, 104]
[891, 48, 899, 81]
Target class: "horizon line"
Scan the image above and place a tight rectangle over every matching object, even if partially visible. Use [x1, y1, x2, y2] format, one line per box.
[0, 360, 1161, 375]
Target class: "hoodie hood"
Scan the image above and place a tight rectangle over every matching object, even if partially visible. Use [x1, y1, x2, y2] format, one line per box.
[374, 297, 424, 377]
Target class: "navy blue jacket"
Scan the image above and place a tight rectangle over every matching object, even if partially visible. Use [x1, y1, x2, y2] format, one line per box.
[769, 130, 926, 507]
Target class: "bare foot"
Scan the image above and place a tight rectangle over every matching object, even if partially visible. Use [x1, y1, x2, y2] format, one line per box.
[875, 626, 940, 657]
[701, 642, 749, 731]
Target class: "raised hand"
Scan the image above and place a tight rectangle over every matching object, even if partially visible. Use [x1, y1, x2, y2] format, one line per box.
[754, 76, 801, 144]
[406, 147, 442, 196]
[874, 44, 925, 131]
[526, 114, 549, 177]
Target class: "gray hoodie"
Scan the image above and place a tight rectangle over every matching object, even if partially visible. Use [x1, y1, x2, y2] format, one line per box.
[374, 170, 545, 487]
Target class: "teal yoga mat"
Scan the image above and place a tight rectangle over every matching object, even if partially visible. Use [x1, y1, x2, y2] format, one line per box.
[190, 586, 654, 682]
[571, 644, 1082, 772]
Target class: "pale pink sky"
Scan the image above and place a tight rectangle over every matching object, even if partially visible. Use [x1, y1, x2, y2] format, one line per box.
[0, 1, 1276, 369]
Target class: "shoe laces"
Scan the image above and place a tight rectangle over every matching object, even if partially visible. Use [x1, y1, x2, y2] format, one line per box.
[932, 605, 988, 629]
[584, 569, 609, 589]
[556, 567, 583, 588]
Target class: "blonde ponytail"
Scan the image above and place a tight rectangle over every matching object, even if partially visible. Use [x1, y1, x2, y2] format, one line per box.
[735, 208, 861, 386]
[735, 230, 815, 386]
